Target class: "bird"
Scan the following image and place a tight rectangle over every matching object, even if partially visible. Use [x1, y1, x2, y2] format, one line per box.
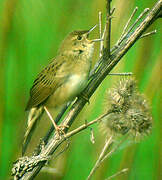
[23, 25, 102, 155]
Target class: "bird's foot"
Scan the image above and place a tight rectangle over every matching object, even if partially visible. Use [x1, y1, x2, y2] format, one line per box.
[44, 106, 69, 138]
[54, 124, 69, 138]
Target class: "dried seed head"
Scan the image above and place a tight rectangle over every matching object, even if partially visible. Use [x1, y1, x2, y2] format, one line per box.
[126, 107, 152, 139]
[107, 78, 137, 113]
[101, 78, 152, 141]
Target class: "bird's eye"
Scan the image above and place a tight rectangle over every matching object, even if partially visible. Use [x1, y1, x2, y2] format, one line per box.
[77, 35, 82, 40]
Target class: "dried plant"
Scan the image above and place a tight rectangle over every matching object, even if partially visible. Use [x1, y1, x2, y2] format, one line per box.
[87, 78, 153, 179]
[11, 0, 161, 179]
[101, 78, 152, 140]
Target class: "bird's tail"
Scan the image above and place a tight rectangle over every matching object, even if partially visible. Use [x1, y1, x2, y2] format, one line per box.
[22, 106, 44, 155]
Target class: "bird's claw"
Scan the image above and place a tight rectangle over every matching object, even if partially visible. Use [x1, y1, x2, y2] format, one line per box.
[55, 124, 69, 138]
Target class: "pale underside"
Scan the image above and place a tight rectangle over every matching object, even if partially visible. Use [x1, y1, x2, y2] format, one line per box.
[45, 73, 88, 108]
[26, 44, 93, 110]
[23, 31, 94, 155]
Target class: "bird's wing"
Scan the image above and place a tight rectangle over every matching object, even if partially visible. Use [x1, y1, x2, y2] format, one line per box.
[25, 59, 67, 110]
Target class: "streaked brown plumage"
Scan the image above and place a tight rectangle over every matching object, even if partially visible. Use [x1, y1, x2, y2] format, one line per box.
[23, 26, 100, 155]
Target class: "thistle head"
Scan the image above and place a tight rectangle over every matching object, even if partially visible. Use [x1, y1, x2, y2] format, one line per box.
[101, 78, 152, 141]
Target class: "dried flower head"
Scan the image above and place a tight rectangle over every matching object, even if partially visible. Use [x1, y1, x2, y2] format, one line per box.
[101, 78, 152, 140]
[107, 78, 137, 112]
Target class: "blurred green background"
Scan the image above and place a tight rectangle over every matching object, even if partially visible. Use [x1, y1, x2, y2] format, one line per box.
[0, 0, 161, 179]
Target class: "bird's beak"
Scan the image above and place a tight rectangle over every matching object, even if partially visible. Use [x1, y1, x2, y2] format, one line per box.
[86, 24, 104, 43]
[91, 38, 104, 42]
[85, 24, 98, 38]
[88, 24, 98, 34]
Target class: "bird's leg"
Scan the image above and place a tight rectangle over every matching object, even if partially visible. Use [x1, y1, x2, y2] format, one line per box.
[44, 106, 58, 130]
[44, 106, 68, 137]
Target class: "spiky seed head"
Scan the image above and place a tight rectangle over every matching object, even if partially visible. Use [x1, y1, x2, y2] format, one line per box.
[100, 78, 152, 141]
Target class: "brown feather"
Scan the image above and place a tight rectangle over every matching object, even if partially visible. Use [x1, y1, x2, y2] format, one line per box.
[22, 107, 44, 155]
[25, 58, 67, 110]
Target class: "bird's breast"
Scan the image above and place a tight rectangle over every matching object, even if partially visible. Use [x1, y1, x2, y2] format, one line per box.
[66, 73, 88, 94]
[45, 73, 88, 108]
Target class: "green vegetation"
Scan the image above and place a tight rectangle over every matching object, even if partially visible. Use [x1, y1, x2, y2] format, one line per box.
[0, 0, 161, 179]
